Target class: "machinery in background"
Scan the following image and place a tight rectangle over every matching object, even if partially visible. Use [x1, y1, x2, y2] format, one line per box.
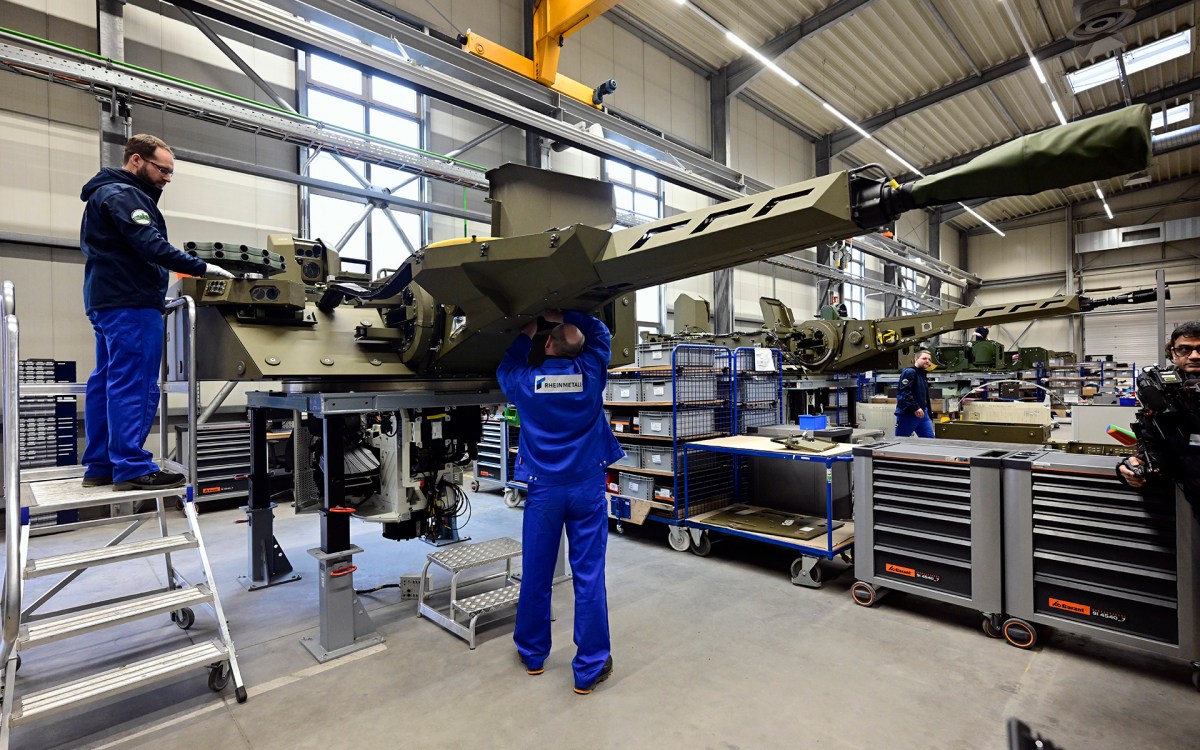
[646, 287, 1161, 375]
[296, 407, 481, 545]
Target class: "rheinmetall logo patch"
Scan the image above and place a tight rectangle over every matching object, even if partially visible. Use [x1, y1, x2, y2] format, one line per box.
[130, 209, 152, 226]
[534, 374, 583, 393]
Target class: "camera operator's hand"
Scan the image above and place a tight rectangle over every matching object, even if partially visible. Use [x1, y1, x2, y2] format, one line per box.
[1119, 456, 1147, 488]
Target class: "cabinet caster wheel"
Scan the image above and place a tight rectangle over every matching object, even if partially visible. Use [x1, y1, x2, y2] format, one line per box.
[236, 686, 248, 703]
[208, 661, 231, 692]
[982, 615, 1003, 639]
[840, 549, 854, 565]
[470, 480, 480, 493]
[667, 527, 690, 552]
[689, 530, 712, 557]
[173, 607, 195, 630]
[1191, 665, 1200, 692]
[614, 521, 625, 535]
[1002, 618, 1037, 649]
[503, 488, 521, 508]
[850, 581, 877, 606]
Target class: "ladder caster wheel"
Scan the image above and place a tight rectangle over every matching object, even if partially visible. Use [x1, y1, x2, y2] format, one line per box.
[1002, 618, 1037, 649]
[504, 488, 521, 508]
[236, 686, 248, 703]
[470, 480, 480, 492]
[173, 607, 195, 630]
[13, 654, 20, 672]
[207, 661, 231, 692]
[1191, 667, 1200, 692]
[689, 531, 712, 557]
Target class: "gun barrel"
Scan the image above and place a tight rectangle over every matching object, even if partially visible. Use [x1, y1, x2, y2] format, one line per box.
[1079, 287, 1165, 311]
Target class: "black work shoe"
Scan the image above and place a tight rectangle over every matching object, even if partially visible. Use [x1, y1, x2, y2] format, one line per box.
[113, 471, 185, 492]
[81, 476, 112, 487]
[517, 652, 544, 676]
[573, 656, 613, 695]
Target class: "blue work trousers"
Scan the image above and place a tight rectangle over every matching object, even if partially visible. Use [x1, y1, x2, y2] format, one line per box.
[81, 307, 164, 482]
[515, 471, 611, 687]
[895, 412, 935, 438]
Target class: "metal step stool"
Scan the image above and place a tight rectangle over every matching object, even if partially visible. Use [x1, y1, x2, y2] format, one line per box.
[416, 537, 522, 649]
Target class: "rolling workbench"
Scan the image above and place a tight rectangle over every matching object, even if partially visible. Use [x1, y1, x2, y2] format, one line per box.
[680, 435, 855, 587]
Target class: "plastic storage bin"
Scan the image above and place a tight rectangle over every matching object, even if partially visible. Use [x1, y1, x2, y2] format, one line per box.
[618, 471, 654, 501]
[798, 414, 828, 430]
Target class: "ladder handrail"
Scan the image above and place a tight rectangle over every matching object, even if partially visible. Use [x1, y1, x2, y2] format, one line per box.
[2, 283, 23, 660]
[162, 295, 198, 483]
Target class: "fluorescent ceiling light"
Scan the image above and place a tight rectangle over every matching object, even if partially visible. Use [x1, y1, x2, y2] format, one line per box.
[1104, 204, 1114, 220]
[724, 31, 800, 86]
[1066, 28, 1193, 94]
[959, 203, 1005, 237]
[823, 102, 872, 139]
[1151, 102, 1192, 130]
[884, 148, 924, 177]
[1029, 56, 1047, 84]
[1050, 100, 1067, 125]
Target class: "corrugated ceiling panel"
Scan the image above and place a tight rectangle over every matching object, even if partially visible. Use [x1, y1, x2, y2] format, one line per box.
[606, 0, 1196, 230]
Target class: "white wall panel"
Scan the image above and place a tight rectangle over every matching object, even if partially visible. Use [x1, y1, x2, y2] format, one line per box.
[969, 221, 1067, 279]
[728, 98, 812, 187]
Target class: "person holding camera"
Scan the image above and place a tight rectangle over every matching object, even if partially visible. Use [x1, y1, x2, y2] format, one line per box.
[1117, 321, 1200, 520]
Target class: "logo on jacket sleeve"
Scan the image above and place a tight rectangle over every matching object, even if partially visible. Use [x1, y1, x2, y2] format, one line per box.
[534, 374, 583, 393]
[130, 209, 152, 226]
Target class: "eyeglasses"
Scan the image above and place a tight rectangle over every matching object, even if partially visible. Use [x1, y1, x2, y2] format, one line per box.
[142, 159, 174, 177]
[1171, 344, 1200, 357]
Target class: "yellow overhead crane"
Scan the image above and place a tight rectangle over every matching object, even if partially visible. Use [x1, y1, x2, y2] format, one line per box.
[461, 0, 620, 108]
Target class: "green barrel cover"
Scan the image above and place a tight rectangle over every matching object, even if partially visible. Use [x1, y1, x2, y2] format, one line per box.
[909, 104, 1152, 206]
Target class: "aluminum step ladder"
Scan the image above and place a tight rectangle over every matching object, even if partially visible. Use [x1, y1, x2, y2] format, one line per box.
[0, 284, 246, 749]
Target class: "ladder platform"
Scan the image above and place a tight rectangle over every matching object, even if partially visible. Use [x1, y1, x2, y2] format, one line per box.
[21, 477, 186, 513]
[9, 639, 228, 727]
[19, 585, 213, 647]
[426, 537, 522, 573]
[452, 584, 521, 618]
[25, 534, 198, 578]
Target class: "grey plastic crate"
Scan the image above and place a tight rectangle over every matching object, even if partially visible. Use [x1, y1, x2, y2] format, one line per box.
[641, 445, 683, 472]
[640, 378, 674, 403]
[618, 471, 653, 501]
[607, 377, 641, 403]
[738, 379, 778, 403]
[611, 444, 640, 468]
[635, 343, 672, 367]
[640, 409, 715, 438]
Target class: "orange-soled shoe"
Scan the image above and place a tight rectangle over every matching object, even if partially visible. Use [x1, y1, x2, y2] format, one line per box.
[573, 656, 613, 695]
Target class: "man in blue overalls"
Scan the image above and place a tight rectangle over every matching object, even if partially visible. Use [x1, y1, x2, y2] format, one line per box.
[895, 349, 935, 438]
[497, 309, 623, 694]
[79, 134, 234, 491]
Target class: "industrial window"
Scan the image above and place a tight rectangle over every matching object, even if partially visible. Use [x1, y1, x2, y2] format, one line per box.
[844, 248, 865, 320]
[607, 161, 666, 333]
[302, 52, 424, 276]
[898, 267, 919, 314]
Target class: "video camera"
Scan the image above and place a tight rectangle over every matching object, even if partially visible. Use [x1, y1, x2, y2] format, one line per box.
[1136, 365, 1200, 416]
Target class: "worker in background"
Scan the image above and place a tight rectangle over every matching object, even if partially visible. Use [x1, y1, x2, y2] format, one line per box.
[895, 349, 935, 438]
[79, 134, 234, 491]
[1117, 321, 1200, 522]
[497, 309, 623, 695]
[974, 325, 990, 341]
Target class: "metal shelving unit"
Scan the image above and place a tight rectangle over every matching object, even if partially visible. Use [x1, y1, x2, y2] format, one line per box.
[604, 344, 731, 531]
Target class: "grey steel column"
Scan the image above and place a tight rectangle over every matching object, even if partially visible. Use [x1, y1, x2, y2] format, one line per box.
[97, 0, 129, 166]
[1157, 268, 1168, 366]
[710, 69, 733, 334]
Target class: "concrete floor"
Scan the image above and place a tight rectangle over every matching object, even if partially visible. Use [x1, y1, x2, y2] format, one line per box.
[7, 488, 1200, 750]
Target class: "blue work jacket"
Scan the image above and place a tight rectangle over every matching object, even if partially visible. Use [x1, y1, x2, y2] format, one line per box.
[79, 167, 207, 313]
[895, 366, 932, 416]
[497, 311, 623, 486]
